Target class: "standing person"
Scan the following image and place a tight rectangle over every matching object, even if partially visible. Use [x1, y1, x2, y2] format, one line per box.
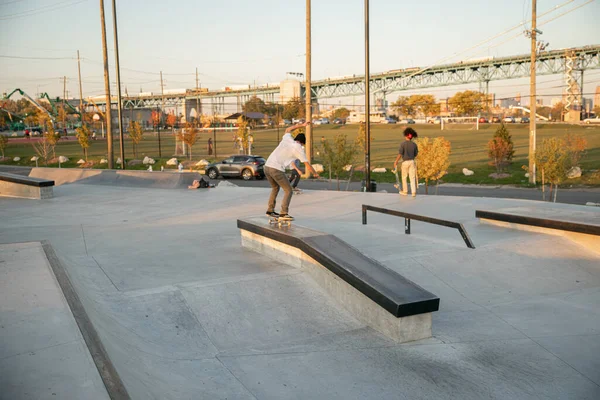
[288, 159, 302, 191]
[264, 122, 318, 220]
[207, 137, 213, 155]
[393, 127, 419, 197]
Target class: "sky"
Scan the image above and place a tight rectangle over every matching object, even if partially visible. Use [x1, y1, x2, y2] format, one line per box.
[1, 0, 599, 106]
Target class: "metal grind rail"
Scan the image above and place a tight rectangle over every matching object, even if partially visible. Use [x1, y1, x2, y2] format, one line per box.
[362, 204, 475, 249]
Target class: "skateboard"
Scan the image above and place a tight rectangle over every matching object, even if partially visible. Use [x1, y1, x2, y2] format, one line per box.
[292, 188, 302, 195]
[268, 215, 294, 227]
[392, 168, 402, 194]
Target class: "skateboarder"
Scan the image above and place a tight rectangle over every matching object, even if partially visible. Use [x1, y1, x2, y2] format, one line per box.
[393, 127, 418, 197]
[265, 121, 319, 220]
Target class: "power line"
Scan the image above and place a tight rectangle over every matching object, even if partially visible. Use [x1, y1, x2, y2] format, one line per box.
[0, 55, 75, 60]
[0, 0, 89, 20]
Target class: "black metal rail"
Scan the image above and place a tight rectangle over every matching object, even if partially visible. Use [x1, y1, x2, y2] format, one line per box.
[362, 204, 475, 249]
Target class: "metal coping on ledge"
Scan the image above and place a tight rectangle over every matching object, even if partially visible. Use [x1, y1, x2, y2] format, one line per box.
[475, 210, 600, 236]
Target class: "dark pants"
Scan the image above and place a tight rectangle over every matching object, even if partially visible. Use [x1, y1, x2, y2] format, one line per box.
[289, 170, 300, 188]
[265, 166, 293, 214]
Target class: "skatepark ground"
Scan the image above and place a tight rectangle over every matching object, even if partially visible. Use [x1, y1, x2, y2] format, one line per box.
[1, 174, 599, 399]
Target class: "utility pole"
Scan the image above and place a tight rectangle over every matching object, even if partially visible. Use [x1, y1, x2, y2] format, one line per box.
[528, 0, 537, 184]
[77, 50, 84, 126]
[364, 0, 371, 192]
[196, 67, 201, 124]
[111, 0, 125, 169]
[158, 71, 164, 158]
[100, 0, 113, 169]
[305, 0, 312, 163]
[62, 76, 67, 131]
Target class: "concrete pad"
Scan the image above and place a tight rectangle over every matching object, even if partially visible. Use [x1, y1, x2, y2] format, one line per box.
[0, 340, 109, 400]
[0, 242, 109, 399]
[181, 273, 364, 351]
[535, 334, 600, 385]
[221, 339, 600, 400]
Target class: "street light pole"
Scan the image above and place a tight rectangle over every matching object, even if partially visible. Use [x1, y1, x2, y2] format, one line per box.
[99, 0, 113, 169]
[305, 0, 312, 163]
[364, 0, 371, 192]
[111, 0, 125, 169]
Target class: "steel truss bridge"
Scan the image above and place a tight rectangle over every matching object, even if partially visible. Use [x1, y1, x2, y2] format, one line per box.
[88, 45, 600, 115]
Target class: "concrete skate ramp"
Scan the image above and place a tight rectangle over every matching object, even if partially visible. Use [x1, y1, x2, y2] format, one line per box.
[29, 167, 204, 189]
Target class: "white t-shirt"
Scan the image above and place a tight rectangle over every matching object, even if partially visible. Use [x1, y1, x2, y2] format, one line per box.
[265, 133, 308, 172]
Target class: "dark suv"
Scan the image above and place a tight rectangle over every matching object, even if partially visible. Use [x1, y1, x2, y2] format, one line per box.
[206, 155, 266, 180]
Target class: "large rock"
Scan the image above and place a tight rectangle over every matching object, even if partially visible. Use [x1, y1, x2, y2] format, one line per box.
[58, 156, 69, 163]
[143, 156, 155, 165]
[217, 181, 238, 188]
[462, 168, 474, 176]
[100, 158, 108, 164]
[166, 157, 178, 166]
[116, 157, 122, 165]
[30, 156, 39, 161]
[312, 164, 324, 173]
[13, 157, 20, 162]
[195, 159, 209, 167]
[343, 164, 353, 172]
[372, 167, 387, 173]
[77, 159, 86, 164]
[566, 166, 582, 179]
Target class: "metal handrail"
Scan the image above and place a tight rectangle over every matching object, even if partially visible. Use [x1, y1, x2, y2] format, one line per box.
[362, 204, 475, 249]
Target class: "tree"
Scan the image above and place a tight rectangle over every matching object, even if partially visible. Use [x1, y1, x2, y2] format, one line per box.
[392, 96, 413, 117]
[0, 134, 7, 158]
[44, 125, 60, 160]
[178, 122, 199, 160]
[150, 110, 161, 130]
[331, 107, 350, 120]
[282, 97, 305, 120]
[535, 137, 570, 202]
[407, 94, 439, 117]
[493, 124, 514, 161]
[128, 121, 143, 158]
[24, 114, 37, 127]
[75, 125, 91, 161]
[32, 137, 52, 166]
[561, 132, 587, 167]
[243, 96, 267, 114]
[166, 113, 177, 133]
[550, 102, 564, 121]
[448, 90, 487, 116]
[236, 116, 249, 154]
[265, 102, 284, 118]
[488, 137, 513, 174]
[321, 132, 358, 191]
[414, 137, 451, 193]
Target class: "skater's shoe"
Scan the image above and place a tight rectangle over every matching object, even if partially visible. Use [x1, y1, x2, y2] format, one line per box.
[393, 184, 399, 189]
[278, 213, 294, 221]
[412, 194, 417, 197]
[400, 192, 408, 196]
[266, 211, 280, 217]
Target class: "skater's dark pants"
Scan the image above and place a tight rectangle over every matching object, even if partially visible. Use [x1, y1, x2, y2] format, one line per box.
[289, 169, 300, 188]
[265, 166, 293, 214]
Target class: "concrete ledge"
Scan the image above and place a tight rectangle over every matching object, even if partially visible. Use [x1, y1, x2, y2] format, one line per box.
[239, 221, 436, 343]
[0, 179, 54, 199]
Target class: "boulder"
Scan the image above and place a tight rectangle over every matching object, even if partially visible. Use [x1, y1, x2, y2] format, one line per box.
[313, 164, 324, 173]
[566, 166, 582, 179]
[116, 157, 122, 165]
[30, 156, 39, 161]
[77, 159, 86, 164]
[100, 158, 108, 164]
[343, 164, 353, 172]
[166, 157, 178, 166]
[11, 133, 17, 137]
[13, 157, 21, 162]
[143, 156, 156, 165]
[462, 168, 474, 176]
[217, 181, 238, 188]
[195, 159, 209, 167]
[372, 167, 387, 173]
[58, 156, 69, 163]
[524, 173, 530, 178]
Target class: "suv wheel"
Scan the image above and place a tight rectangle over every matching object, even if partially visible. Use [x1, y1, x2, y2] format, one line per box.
[241, 169, 254, 181]
[207, 168, 219, 179]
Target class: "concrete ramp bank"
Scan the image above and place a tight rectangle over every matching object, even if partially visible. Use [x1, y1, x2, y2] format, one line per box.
[29, 168, 204, 189]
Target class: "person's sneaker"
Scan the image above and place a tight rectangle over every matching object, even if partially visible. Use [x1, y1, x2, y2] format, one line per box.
[393, 183, 399, 189]
[266, 211, 279, 217]
[412, 194, 417, 197]
[278, 214, 294, 220]
[400, 192, 408, 196]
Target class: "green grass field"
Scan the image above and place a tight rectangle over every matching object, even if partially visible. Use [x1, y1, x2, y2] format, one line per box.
[2, 123, 599, 185]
